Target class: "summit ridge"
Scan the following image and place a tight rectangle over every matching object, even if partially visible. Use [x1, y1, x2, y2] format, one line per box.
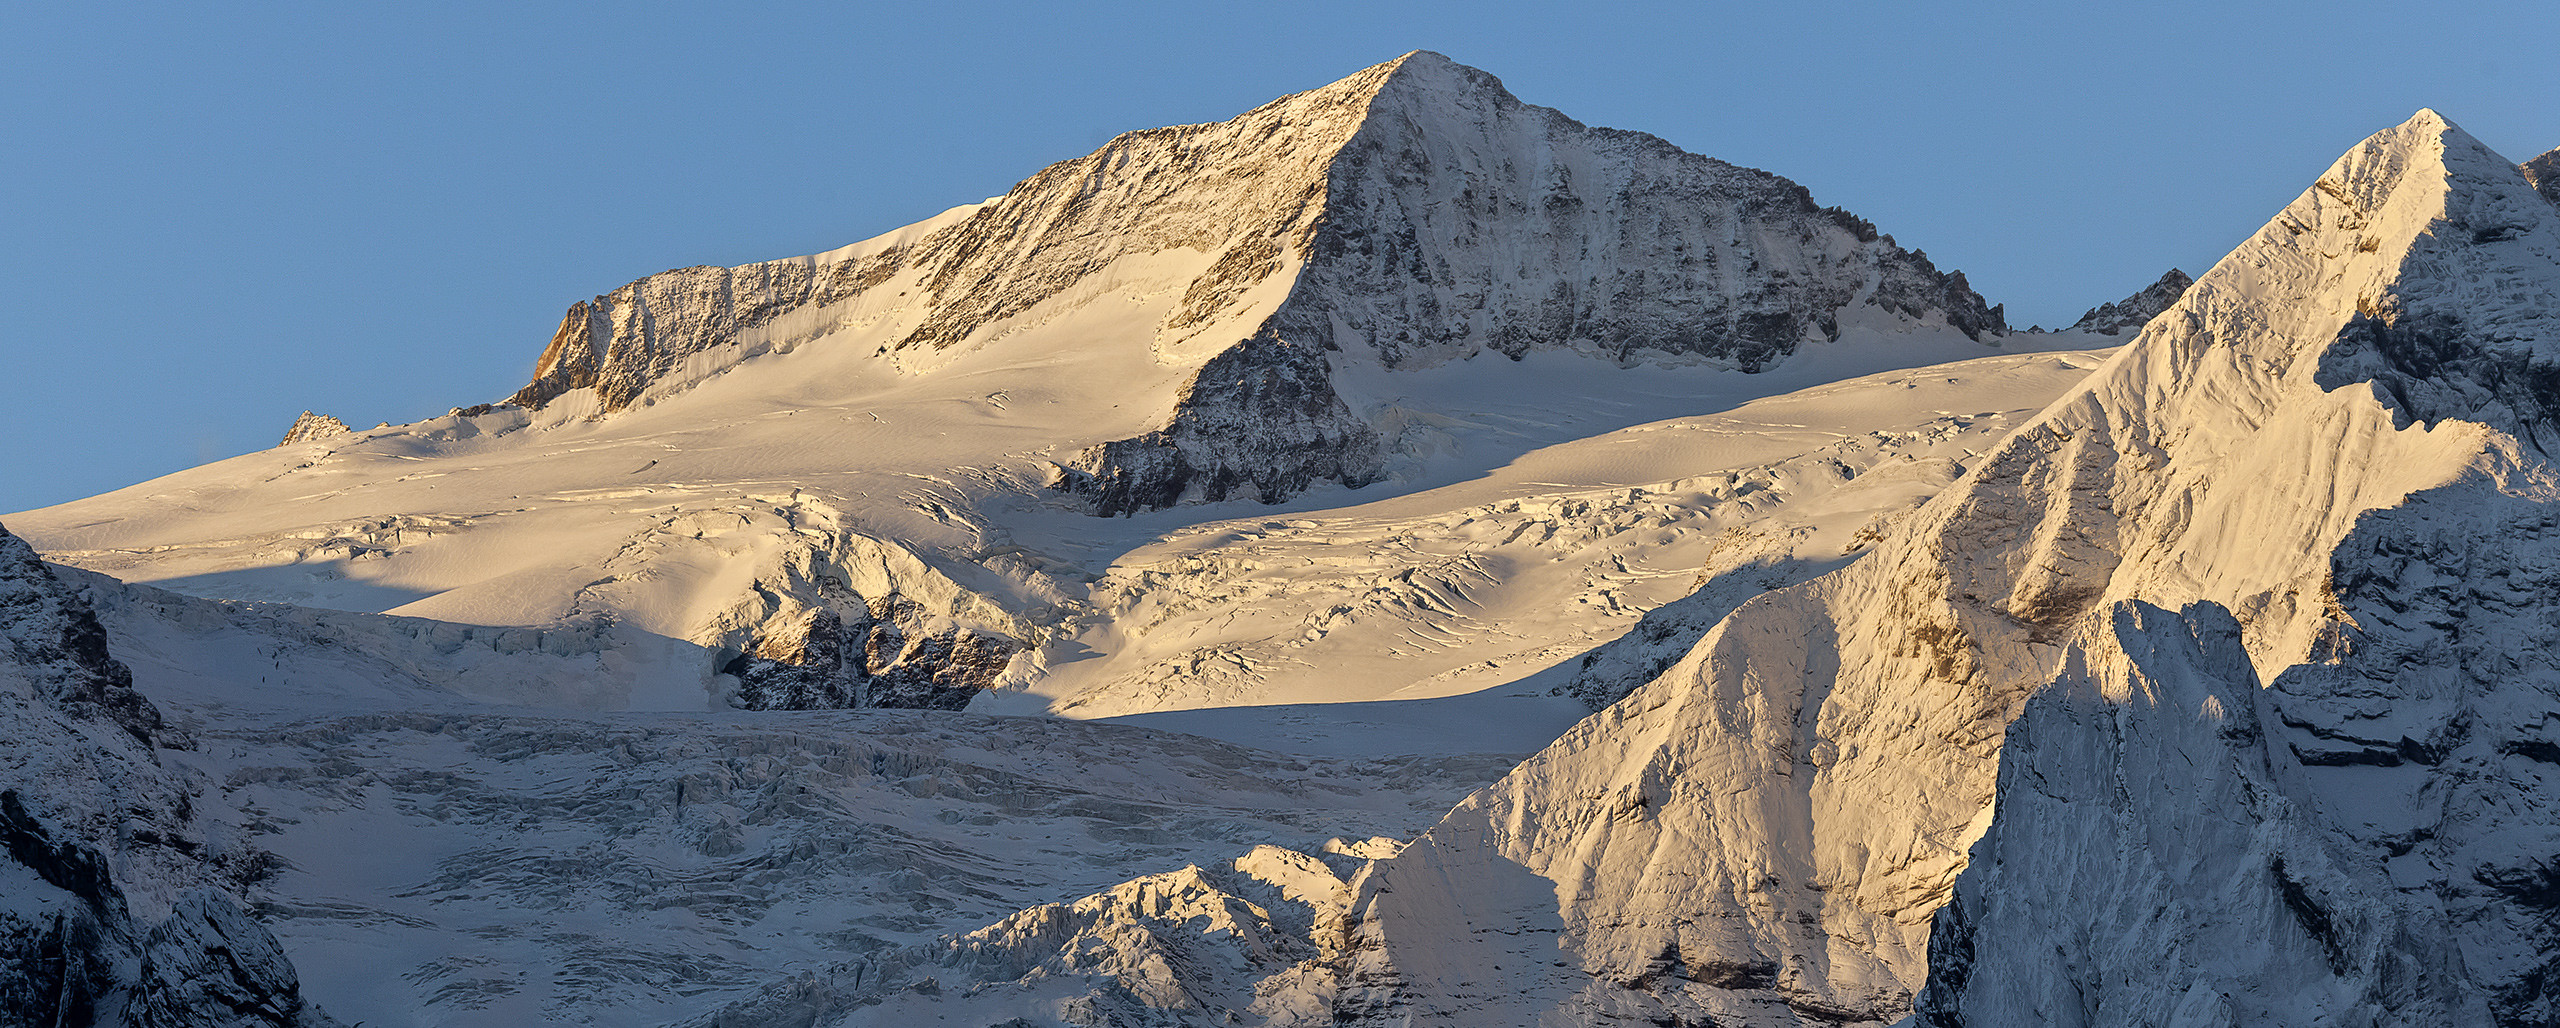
[10, 51, 2560, 1028]
[501, 51, 2006, 514]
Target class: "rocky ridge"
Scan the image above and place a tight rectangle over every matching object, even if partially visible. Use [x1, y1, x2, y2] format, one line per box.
[499, 51, 2004, 514]
[2066, 267, 2193, 334]
[0, 521, 334, 1027]
[1326, 109, 2560, 1028]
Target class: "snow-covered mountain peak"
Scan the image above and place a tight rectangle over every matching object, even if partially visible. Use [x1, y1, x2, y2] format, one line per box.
[1318, 109, 2560, 1027]
[489, 51, 2009, 512]
[2154, 107, 2560, 449]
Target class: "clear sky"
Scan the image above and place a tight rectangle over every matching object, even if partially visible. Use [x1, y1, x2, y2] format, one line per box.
[6, 0, 2554, 514]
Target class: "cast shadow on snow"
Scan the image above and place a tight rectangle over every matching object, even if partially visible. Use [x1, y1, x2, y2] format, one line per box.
[133, 561, 444, 617]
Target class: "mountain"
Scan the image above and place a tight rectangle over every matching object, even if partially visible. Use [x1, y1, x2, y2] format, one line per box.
[0, 523, 334, 1027]
[0, 53, 2114, 1026]
[2065, 267, 2192, 334]
[499, 50, 2004, 515]
[1312, 109, 2560, 1027]
[695, 107, 2560, 1028]
[14, 51, 2557, 1028]
[5, 52, 2057, 727]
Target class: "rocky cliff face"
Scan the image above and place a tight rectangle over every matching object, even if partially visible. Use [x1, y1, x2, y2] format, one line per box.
[0, 521, 334, 1027]
[503, 52, 2004, 514]
[2525, 146, 2560, 208]
[277, 411, 348, 446]
[2066, 267, 2192, 334]
[1310, 110, 2560, 1027]
[688, 499, 1033, 711]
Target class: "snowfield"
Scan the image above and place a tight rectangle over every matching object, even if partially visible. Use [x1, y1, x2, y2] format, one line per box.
[7, 50, 2559, 1028]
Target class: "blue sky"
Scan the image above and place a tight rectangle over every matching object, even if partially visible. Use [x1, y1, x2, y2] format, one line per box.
[5, 1, 2554, 514]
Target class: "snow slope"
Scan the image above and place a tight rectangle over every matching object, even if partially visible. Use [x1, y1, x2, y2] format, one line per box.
[1306, 110, 2560, 1027]
[0, 522, 334, 1027]
[0, 327, 2118, 1026]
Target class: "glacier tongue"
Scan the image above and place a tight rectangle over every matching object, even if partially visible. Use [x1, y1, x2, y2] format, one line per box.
[1320, 110, 2560, 1026]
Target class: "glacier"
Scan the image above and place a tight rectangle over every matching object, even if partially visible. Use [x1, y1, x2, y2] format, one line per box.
[4, 51, 2558, 1028]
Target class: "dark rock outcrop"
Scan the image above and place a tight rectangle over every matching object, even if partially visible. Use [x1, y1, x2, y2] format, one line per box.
[2067, 267, 2193, 334]
[2525, 146, 2560, 208]
[0, 522, 334, 1028]
[277, 412, 349, 447]
[724, 601, 1017, 712]
[504, 52, 2007, 514]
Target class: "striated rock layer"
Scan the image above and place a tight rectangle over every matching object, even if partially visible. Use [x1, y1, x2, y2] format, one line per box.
[503, 51, 2003, 514]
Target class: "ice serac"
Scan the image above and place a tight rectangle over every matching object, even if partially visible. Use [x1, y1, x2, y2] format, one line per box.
[1335, 110, 2560, 1026]
[504, 51, 2004, 514]
[0, 522, 334, 1027]
[2066, 267, 2192, 334]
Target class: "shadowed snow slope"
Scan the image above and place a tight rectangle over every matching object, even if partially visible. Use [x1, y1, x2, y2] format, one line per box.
[0, 522, 335, 1027]
[1321, 111, 2560, 1027]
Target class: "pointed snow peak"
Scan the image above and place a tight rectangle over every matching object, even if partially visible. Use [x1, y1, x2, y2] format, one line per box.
[2131, 106, 2560, 445]
[1374, 49, 1505, 93]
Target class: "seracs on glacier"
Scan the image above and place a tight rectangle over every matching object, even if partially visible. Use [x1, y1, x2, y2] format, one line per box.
[4, 49, 2559, 1028]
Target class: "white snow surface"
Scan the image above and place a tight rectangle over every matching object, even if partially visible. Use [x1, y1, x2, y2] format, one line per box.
[0, 56, 2120, 1023]
[1325, 110, 2560, 1028]
[5, 327, 2118, 1025]
[15, 50, 2555, 1028]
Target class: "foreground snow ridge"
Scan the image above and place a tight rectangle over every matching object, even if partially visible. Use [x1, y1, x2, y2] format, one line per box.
[6, 47, 2560, 1028]
[1340, 110, 2560, 1028]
